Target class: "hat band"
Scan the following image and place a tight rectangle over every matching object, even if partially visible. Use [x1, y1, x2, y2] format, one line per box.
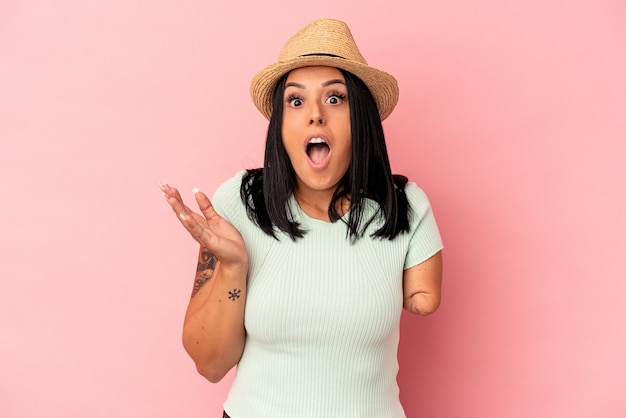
[299, 53, 346, 59]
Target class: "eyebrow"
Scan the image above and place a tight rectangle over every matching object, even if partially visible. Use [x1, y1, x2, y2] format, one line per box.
[285, 79, 346, 89]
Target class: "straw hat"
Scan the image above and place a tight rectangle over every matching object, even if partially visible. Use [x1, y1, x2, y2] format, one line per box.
[250, 18, 399, 121]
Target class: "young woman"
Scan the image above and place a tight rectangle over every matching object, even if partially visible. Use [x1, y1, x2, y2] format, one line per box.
[162, 18, 443, 418]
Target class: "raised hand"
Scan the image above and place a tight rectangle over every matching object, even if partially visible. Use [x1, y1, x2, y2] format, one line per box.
[160, 183, 247, 269]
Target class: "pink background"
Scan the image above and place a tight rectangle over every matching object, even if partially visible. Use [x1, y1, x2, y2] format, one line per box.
[1, 1, 625, 417]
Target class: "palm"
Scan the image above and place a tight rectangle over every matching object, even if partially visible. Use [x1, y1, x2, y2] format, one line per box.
[189, 204, 245, 265]
[162, 184, 247, 267]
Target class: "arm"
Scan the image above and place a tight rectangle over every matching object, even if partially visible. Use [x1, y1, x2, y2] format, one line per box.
[402, 250, 443, 315]
[182, 246, 247, 382]
[161, 184, 248, 382]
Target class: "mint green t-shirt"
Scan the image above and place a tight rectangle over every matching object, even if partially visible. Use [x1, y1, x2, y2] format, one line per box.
[213, 171, 443, 418]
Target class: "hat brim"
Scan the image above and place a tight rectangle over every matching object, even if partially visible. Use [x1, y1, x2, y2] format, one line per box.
[250, 56, 399, 121]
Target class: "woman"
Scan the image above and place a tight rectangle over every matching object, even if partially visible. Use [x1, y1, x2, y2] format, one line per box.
[162, 18, 443, 418]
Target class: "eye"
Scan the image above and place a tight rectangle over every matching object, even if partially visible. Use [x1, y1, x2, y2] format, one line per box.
[326, 93, 346, 105]
[286, 95, 303, 107]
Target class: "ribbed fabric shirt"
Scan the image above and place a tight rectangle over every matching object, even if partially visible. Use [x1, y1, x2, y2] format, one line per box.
[213, 171, 443, 418]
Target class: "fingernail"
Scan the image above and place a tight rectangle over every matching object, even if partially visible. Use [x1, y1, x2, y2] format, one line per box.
[158, 182, 166, 191]
[192, 187, 201, 194]
[179, 212, 186, 221]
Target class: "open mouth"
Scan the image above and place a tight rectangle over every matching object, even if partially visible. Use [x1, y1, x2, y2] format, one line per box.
[306, 137, 330, 165]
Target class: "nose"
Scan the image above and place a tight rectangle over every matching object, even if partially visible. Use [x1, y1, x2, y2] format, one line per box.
[308, 102, 326, 126]
[309, 116, 326, 125]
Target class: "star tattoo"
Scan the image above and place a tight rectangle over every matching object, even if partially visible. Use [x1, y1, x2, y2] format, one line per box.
[228, 289, 241, 301]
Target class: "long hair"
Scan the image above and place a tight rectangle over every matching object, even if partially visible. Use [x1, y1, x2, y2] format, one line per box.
[241, 69, 410, 241]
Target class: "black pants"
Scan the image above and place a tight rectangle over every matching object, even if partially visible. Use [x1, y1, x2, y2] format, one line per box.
[223, 412, 230, 418]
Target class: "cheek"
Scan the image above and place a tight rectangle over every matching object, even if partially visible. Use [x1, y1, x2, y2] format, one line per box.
[339, 117, 352, 160]
[341, 142, 352, 165]
[339, 111, 351, 138]
[281, 119, 298, 153]
[334, 136, 352, 167]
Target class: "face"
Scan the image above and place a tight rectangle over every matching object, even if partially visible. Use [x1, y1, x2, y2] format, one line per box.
[281, 66, 351, 198]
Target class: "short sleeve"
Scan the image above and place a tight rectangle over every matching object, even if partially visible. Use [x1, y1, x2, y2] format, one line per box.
[403, 183, 444, 269]
[210, 171, 247, 229]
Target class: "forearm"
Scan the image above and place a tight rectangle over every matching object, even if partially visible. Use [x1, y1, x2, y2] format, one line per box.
[182, 247, 248, 382]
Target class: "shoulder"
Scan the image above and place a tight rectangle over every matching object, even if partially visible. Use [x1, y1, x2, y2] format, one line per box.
[213, 170, 247, 199]
[211, 170, 248, 221]
[402, 181, 443, 267]
[403, 181, 428, 201]
[404, 182, 435, 220]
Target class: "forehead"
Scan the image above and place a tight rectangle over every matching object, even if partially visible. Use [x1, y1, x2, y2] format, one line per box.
[285, 66, 345, 83]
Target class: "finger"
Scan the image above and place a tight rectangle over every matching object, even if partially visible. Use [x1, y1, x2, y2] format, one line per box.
[163, 183, 184, 202]
[192, 188, 219, 220]
[165, 194, 187, 217]
[160, 184, 190, 216]
[161, 184, 218, 248]
[159, 182, 173, 197]
[179, 211, 217, 247]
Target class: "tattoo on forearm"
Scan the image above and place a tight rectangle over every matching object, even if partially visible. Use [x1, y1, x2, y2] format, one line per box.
[191, 250, 217, 297]
[197, 250, 217, 273]
[228, 289, 241, 301]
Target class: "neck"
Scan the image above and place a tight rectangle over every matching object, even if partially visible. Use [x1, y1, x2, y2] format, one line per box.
[294, 187, 349, 222]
